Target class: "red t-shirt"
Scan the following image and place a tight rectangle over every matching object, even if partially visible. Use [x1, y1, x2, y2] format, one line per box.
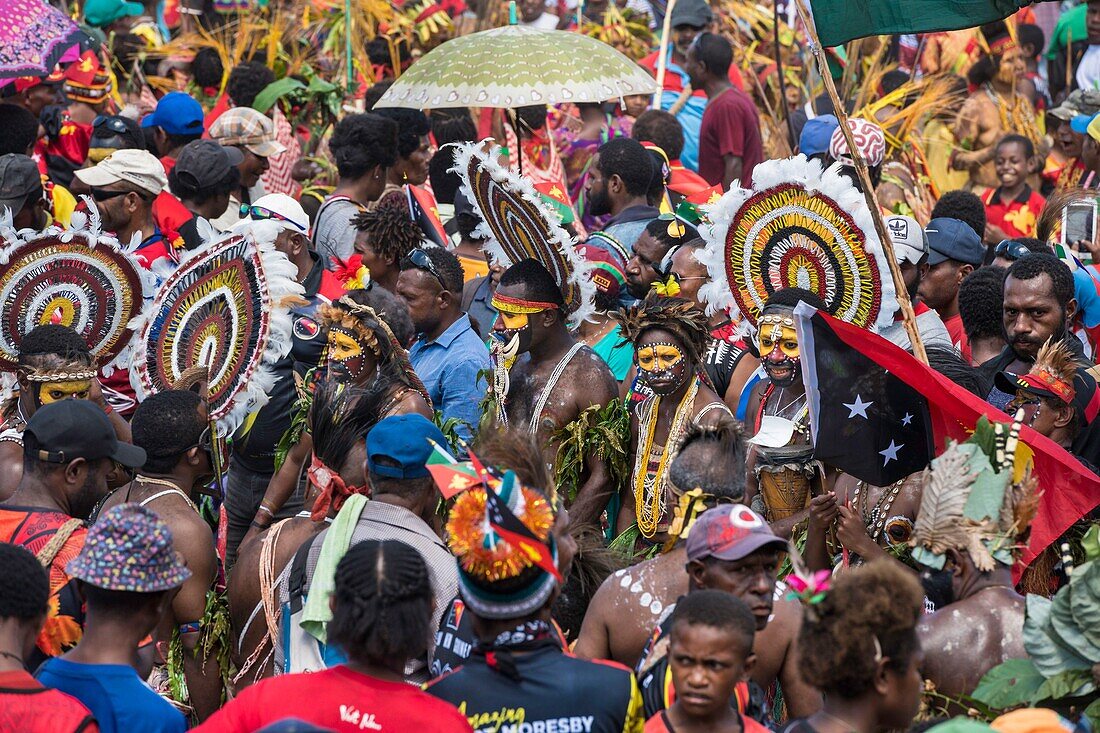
[697, 87, 763, 189]
[644, 709, 771, 733]
[0, 670, 97, 733]
[668, 161, 711, 198]
[639, 51, 745, 95]
[942, 312, 972, 362]
[193, 665, 473, 733]
[983, 185, 1046, 239]
[0, 508, 86, 666]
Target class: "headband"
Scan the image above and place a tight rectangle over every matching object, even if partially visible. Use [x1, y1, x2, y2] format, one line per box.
[492, 293, 560, 314]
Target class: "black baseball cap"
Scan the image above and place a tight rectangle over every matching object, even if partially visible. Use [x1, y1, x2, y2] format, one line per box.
[0, 154, 42, 213]
[25, 400, 146, 468]
[670, 0, 713, 28]
[174, 139, 244, 189]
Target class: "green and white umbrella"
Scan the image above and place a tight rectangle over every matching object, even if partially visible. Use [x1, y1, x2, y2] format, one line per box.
[374, 24, 659, 110]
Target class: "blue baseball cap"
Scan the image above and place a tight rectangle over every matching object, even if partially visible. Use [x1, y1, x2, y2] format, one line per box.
[141, 92, 205, 137]
[1071, 113, 1098, 135]
[799, 114, 839, 157]
[366, 414, 447, 479]
[924, 217, 985, 266]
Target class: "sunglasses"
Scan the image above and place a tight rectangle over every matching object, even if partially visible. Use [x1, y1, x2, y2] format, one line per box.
[92, 115, 129, 134]
[240, 204, 307, 232]
[404, 248, 447, 290]
[994, 239, 1032, 261]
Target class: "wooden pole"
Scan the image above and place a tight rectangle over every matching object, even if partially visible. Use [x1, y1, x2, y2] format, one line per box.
[652, 0, 678, 110]
[793, 0, 928, 365]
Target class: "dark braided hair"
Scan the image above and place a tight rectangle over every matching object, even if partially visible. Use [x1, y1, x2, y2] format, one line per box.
[0, 543, 49, 620]
[351, 202, 423, 266]
[18, 324, 93, 368]
[328, 540, 434, 667]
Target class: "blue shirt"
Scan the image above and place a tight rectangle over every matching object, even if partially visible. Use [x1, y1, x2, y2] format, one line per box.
[409, 314, 489, 442]
[37, 658, 186, 733]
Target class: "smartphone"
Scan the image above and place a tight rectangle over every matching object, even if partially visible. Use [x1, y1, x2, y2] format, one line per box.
[1063, 200, 1098, 248]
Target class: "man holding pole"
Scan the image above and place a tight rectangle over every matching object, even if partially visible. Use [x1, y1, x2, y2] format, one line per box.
[639, 0, 745, 174]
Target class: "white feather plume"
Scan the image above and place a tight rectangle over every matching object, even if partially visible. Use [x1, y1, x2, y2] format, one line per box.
[451, 140, 596, 327]
[699, 154, 896, 336]
[128, 221, 304, 437]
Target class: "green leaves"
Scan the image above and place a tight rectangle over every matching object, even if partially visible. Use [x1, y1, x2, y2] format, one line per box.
[972, 659, 1044, 708]
[252, 77, 307, 114]
[1034, 669, 1096, 701]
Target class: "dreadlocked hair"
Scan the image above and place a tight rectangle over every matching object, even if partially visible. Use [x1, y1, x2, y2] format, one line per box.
[350, 201, 424, 265]
[667, 416, 748, 503]
[318, 291, 431, 407]
[612, 294, 712, 367]
[309, 380, 390, 478]
[0, 543, 49, 620]
[328, 539, 434, 667]
[798, 560, 923, 699]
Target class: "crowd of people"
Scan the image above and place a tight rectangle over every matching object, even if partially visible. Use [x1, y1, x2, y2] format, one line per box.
[1, 0, 1100, 731]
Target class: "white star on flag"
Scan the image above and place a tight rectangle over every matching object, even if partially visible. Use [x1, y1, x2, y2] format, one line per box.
[880, 440, 903, 465]
[843, 394, 873, 419]
[902, 413, 913, 426]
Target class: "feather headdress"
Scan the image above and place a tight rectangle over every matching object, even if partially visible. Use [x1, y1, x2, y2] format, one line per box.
[697, 155, 895, 338]
[910, 417, 1038, 572]
[129, 220, 304, 437]
[453, 141, 595, 327]
[0, 200, 157, 376]
[611, 294, 712, 366]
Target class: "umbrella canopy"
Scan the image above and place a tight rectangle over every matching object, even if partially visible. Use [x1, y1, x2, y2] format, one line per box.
[375, 24, 659, 110]
[0, 0, 86, 80]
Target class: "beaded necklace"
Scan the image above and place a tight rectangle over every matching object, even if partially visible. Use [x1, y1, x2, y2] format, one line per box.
[853, 477, 904, 544]
[633, 378, 699, 538]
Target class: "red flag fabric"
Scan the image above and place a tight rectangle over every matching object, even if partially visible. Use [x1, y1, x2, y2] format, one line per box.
[805, 308, 1100, 576]
[483, 482, 563, 582]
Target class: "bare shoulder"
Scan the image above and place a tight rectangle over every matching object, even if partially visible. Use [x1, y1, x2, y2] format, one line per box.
[571, 345, 619, 401]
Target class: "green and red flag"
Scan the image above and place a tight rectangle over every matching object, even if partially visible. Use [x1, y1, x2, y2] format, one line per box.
[425, 440, 480, 499]
[808, 0, 1029, 48]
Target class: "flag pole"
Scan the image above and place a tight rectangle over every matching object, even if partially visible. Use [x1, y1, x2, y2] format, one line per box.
[652, 0, 678, 110]
[793, 0, 928, 365]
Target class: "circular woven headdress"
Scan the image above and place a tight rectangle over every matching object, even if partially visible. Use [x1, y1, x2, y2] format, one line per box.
[129, 223, 303, 435]
[0, 206, 154, 374]
[453, 141, 594, 326]
[697, 155, 895, 332]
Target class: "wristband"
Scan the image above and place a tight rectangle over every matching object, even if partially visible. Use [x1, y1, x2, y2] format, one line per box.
[102, 402, 113, 415]
[257, 503, 275, 518]
[250, 520, 270, 530]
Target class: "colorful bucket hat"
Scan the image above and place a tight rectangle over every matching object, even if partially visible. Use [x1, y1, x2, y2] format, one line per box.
[68, 504, 191, 592]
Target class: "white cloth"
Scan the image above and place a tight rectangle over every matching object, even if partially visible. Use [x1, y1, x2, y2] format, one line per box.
[879, 308, 953, 354]
[1077, 45, 1100, 92]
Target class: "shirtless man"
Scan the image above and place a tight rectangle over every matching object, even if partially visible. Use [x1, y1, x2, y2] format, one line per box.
[0, 325, 132, 497]
[743, 288, 832, 538]
[629, 505, 820, 721]
[909, 425, 1031, 702]
[575, 423, 819, 720]
[490, 258, 619, 528]
[951, 39, 1031, 190]
[575, 418, 746, 666]
[99, 390, 221, 720]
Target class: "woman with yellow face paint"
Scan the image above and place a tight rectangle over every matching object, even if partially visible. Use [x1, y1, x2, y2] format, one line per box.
[244, 287, 435, 541]
[613, 296, 732, 547]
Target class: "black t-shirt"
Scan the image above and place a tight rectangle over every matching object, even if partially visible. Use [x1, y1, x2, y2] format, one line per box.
[231, 253, 341, 474]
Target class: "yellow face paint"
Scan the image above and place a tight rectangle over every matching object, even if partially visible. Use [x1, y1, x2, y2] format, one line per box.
[38, 380, 92, 406]
[758, 323, 800, 360]
[497, 311, 530, 331]
[328, 329, 363, 364]
[636, 342, 684, 373]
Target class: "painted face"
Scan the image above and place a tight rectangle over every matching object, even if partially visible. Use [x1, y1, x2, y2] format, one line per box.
[491, 289, 547, 358]
[326, 327, 371, 383]
[636, 331, 688, 396]
[757, 312, 799, 387]
[38, 379, 91, 406]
